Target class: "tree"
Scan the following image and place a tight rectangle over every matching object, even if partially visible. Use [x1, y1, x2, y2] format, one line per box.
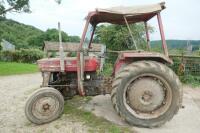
[93, 23, 153, 63]
[94, 23, 152, 51]
[27, 28, 75, 48]
[0, 0, 30, 16]
[27, 34, 45, 48]
[43, 28, 70, 42]
[0, 0, 62, 16]
[68, 35, 80, 42]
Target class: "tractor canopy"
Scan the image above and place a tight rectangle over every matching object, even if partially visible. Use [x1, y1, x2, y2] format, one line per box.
[88, 2, 165, 25]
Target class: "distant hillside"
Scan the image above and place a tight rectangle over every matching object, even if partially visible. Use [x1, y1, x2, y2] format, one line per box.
[151, 40, 200, 51]
[0, 17, 80, 49]
[0, 17, 43, 49]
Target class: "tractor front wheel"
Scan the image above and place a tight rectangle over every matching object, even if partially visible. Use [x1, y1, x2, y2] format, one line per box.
[111, 61, 182, 127]
[25, 87, 64, 124]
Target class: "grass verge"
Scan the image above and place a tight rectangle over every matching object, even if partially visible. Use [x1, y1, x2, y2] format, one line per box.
[64, 96, 133, 133]
[180, 75, 200, 87]
[0, 61, 38, 76]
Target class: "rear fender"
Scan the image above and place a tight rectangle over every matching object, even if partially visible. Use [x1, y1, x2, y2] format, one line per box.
[113, 52, 173, 76]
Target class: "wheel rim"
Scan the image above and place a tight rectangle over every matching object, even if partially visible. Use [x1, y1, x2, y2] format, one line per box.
[123, 73, 172, 119]
[32, 95, 60, 120]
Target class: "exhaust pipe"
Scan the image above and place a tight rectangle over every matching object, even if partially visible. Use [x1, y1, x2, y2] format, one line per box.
[58, 22, 65, 72]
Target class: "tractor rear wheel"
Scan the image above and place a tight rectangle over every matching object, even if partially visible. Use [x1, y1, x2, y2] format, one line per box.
[111, 61, 182, 127]
[25, 87, 64, 124]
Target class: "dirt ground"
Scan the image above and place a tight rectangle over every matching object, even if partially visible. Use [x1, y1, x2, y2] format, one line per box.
[0, 73, 200, 133]
[0, 73, 88, 133]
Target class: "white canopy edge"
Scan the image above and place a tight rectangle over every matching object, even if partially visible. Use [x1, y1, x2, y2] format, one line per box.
[96, 2, 165, 16]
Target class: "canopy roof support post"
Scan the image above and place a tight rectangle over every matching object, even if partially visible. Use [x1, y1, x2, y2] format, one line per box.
[77, 19, 90, 96]
[88, 25, 96, 48]
[144, 21, 151, 51]
[123, 16, 138, 50]
[157, 13, 168, 56]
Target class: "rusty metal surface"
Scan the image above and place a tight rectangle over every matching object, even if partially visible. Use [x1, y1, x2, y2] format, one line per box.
[113, 51, 173, 76]
[42, 72, 51, 87]
[77, 20, 90, 96]
[119, 51, 172, 64]
[157, 13, 168, 56]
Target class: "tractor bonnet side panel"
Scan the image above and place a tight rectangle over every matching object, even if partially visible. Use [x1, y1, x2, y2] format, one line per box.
[37, 57, 99, 72]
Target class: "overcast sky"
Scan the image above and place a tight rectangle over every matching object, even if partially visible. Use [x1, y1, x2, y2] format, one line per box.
[7, 0, 200, 40]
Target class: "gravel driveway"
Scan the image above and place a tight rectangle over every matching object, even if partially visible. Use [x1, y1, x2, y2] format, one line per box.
[0, 73, 87, 133]
[0, 73, 200, 133]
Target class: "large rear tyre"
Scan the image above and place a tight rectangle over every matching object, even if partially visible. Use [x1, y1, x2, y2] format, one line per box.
[25, 87, 64, 124]
[111, 61, 182, 127]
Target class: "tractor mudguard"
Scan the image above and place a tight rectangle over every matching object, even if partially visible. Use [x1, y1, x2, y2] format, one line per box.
[114, 51, 173, 76]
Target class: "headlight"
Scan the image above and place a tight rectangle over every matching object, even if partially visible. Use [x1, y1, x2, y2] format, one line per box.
[86, 74, 91, 80]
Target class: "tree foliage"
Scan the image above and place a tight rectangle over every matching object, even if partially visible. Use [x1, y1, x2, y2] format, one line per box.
[93, 23, 152, 63]
[94, 23, 152, 51]
[0, 0, 30, 16]
[43, 29, 69, 42]
[0, 0, 62, 16]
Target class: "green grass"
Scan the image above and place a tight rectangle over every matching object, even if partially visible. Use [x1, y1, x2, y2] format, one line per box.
[0, 61, 38, 76]
[64, 96, 133, 133]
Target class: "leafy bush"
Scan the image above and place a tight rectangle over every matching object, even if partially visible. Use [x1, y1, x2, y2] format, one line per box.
[0, 49, 44, 63]
[169, 57, 182, 75]
[169, 57, 200, 86]
[0, 50, 15, 61]
[180, 75, 200, 87]
[102, 63, 113, 76]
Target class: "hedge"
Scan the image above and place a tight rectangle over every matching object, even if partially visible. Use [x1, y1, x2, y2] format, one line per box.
[0, 49, 44, 63]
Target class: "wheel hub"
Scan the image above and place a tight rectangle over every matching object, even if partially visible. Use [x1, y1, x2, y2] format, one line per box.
[32, 96, 59, 119]
[127, 77, 165, 113]
[141, 90, 153, 103]
[43, 103, 51, 111]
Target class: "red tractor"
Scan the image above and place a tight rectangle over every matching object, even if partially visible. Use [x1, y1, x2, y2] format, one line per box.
[25, 2, 182, 127]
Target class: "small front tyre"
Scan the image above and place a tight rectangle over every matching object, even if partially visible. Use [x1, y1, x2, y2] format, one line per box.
[25, 87, 64, 124]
